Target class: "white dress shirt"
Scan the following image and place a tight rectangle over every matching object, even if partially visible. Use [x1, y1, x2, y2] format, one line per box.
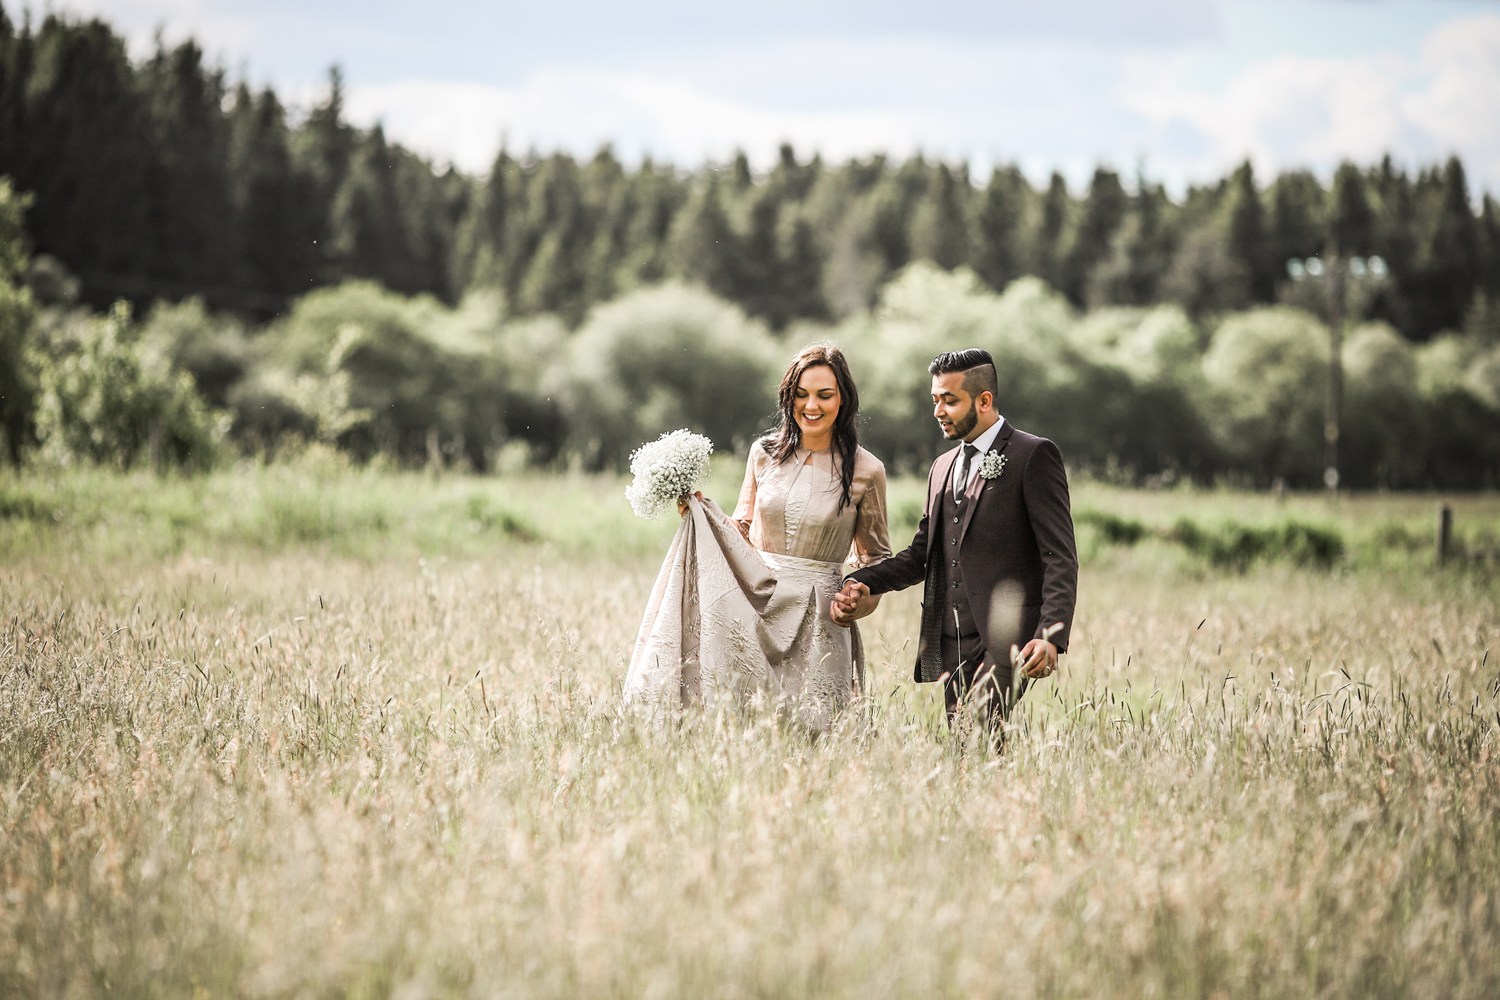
[952, 416, 1006, 495]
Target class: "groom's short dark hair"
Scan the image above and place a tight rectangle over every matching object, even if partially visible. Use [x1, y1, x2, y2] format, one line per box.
[929, 348, 998, 401]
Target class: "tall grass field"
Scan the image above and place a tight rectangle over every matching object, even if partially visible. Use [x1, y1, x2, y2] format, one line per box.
[3, 454, 1497, 997]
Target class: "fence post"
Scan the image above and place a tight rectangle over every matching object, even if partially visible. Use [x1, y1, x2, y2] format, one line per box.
[1436, 504, 1453, 568]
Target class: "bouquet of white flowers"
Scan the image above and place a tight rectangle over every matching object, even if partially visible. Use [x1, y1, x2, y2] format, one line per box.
[624, 429, 714, 519]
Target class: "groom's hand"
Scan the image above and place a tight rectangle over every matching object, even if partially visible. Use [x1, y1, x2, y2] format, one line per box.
[830, 580, 873, 628]
[1014, 638, 1059, 679]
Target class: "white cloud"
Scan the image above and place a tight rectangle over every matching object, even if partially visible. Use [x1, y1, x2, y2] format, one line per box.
[345, 72, 919, 175]
[1405, 12, 1500, 180]
[343, 81, 519, 173]
[47, 0, 263, 61]
[346, 36, 1165, 184]
[1122, 12, 1500, 192]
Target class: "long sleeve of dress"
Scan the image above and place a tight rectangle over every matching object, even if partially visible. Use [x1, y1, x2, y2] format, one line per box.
[848, 459, 892, 570]
[731, 447, 764, 543]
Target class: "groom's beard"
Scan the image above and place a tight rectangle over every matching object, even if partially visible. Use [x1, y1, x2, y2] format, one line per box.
[940, 406, 978, 440]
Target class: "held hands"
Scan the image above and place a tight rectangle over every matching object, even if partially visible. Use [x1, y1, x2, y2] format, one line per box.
[829, 579, 876, 628]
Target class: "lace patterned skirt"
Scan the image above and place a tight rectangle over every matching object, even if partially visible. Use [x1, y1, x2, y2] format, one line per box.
[761, 551, 866, 730]
[625, 498, 867, 732]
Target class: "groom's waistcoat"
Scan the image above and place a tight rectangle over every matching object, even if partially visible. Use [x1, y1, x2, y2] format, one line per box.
[918, 471, 980, 678]
[937, 478, 979, 639]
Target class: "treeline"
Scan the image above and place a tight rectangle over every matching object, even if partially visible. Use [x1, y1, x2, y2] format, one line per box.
[3, 6, 1500, 341]
[5, 170, 1499, 488]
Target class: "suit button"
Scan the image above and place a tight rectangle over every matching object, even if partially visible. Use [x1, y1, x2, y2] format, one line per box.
[951, 538, 956, 545]
[952, 516, 959, 524]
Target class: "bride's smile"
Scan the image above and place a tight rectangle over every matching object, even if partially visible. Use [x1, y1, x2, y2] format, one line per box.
[794, 365, 842, 450]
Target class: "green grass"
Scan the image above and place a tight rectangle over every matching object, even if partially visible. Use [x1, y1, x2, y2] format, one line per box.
[1, 462, 1497, 997]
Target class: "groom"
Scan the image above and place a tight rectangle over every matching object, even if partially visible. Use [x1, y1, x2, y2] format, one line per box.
[831, 348, 1078, 733]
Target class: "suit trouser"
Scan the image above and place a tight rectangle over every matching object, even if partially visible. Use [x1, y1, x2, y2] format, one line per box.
[939, 630, 1030, 730]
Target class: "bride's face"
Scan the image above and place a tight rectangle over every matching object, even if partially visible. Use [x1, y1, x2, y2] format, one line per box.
[793, 364, 841, 446]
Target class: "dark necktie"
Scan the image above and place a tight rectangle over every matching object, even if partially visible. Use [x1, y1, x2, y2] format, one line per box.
[954, 443, 978, 500]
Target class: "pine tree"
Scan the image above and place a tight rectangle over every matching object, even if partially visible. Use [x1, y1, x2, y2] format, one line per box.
[1479, 195, 1500, 301]
[1060, 167, 1127, 305]
[615, 158, 684, 289]
[1365, 156, 1418, 331]
[1266, 170, 1326, 284]
[227, 85, 319, 306]
[777, 209, 828, 324]
[974, 165, 1030, 292]
[909, 162, 974, 271]
[666, 172, 741, 301]
[864, 171, 913, 279]
[293, 65, 357, 283]
[141, 37, 236, 295]
[514, 154, 594, 324]
[1410, 157, 1479, 337]
[0, 5, 22, 183]
[736, 180, 785, 324]
[461, 144, 522, 296]
[19, 15, 152, 301]
[1328, 162, 1377, 257]
[1222, 161, 1272, 301]
[0, 176, 36, 465]
[578, 146, 630, 307]
[1033, 172, 1070, 291]
[331, 126, 420, 294]
[1088, 180, 1174, 308]
[770, 143, 815, 201]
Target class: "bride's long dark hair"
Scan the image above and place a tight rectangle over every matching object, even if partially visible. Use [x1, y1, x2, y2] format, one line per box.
[762, 343, 861, 512]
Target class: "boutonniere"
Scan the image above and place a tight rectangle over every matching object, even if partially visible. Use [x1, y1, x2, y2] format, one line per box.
[978, 450, 1007, 480]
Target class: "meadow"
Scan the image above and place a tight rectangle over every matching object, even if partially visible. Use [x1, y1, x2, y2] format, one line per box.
[2, 453, 1497, 998]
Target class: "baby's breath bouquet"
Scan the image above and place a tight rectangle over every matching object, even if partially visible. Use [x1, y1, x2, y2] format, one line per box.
[625, 429, 714, 519]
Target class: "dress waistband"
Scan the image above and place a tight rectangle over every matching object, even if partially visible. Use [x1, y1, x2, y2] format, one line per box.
[763, 551, 845, 578]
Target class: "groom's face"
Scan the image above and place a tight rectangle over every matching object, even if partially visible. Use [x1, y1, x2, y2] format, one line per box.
[931, 372, 980, 441]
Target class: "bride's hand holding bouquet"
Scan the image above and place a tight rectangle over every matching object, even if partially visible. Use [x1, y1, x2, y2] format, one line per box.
[624, 429, 713, 520]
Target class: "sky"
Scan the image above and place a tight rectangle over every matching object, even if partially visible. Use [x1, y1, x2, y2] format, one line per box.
[27, 0, 1500, 195]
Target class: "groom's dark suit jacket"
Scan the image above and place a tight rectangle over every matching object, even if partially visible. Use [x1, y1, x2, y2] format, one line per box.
[849, 421, 1078, 683]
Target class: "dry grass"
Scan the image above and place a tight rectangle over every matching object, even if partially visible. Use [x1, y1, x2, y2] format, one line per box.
[1, 466, 1497, 998]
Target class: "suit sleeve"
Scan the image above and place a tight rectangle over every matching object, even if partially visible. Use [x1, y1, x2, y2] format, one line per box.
[847, 462, 934, 595]
[1022, 439, 1079, 652]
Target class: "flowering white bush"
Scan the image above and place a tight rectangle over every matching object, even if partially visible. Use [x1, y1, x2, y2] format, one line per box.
[624, 429, 713, 519]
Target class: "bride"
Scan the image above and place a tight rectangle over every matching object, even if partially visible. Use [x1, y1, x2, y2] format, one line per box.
[624, 343, 891, 732]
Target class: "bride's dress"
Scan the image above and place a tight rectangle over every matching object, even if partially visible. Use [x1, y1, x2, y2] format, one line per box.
[624, 444, 891, 732]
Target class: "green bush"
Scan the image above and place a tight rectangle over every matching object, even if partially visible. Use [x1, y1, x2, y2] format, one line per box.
[248, 281, 503, 468]
[1200, 307, 1327, 486]
[1343, 322, 1424, 488]
[32, 304, 227, 472]
[545, 283, 779, 468]
[0, 178, 39, 466]
[1414, 335, 1500, 487]
[138, 297, 251, 408]
[429, 292, 569, 464]
[1074, 508, 1148, 545]
[1166, 517, 1344, 570]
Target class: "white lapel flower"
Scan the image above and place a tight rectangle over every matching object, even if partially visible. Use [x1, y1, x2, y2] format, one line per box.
[978, 450, 1007, 480]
